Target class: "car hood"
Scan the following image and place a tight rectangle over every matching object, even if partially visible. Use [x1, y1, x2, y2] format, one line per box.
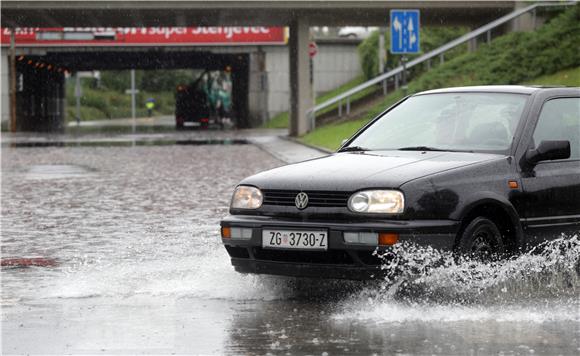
[241, 151, 505, 191]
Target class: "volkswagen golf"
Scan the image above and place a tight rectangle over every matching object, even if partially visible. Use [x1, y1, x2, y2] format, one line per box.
[220, 86, 580, 280]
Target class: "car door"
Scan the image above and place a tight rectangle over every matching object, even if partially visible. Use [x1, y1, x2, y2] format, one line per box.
[518, 94, 580, 243]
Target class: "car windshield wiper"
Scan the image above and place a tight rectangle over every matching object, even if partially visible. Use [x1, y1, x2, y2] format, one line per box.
[397, 146, 450, 152]
[397, 146, 475, 153]
[338, 145, 370, 153]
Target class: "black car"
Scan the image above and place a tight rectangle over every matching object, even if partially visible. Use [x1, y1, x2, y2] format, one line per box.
[175, 83, 212, 129]
[220, 86, 580, 280]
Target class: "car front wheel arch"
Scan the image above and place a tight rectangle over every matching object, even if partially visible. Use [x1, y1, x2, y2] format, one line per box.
[454, 202, 520, 255]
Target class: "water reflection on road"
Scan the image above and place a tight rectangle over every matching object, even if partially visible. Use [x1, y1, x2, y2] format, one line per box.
[1, 142, 579, 355]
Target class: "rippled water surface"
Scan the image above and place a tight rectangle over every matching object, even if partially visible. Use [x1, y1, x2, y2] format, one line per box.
[2, 143, 579, 355]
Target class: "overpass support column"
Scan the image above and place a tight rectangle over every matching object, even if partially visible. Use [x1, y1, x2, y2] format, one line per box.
[510, 2, 536, 32]
[468, 37, 478, 52]
[289, 18, 313, 137]
[1, 49, 10, 129]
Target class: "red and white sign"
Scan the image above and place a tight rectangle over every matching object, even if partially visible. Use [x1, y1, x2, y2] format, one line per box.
[308, 41, 318, 58]
[0, 27, 287, 47]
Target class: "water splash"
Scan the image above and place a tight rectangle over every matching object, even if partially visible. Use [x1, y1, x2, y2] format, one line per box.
[372, 234, 580, 304]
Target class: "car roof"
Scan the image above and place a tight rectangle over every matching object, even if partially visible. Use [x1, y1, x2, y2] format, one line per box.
[415, 85, 578, 96]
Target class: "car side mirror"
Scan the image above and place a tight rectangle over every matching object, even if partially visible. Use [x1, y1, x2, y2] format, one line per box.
[523, 140, 570, 168]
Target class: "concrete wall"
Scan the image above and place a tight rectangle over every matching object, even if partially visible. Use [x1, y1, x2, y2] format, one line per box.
[313, 43, 361, 94]
[263, 46, 290, 119]
[263, 42, 361, 120]
[247, 50, 269, 127]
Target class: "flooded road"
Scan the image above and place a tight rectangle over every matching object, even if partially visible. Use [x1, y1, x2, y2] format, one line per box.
[2, 139, 579, 355]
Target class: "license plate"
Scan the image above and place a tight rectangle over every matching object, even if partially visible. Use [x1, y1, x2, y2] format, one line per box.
[262, 230, 328, 250]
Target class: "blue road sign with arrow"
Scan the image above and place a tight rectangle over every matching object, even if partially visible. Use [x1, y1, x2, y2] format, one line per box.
[390, 10, 420, 54]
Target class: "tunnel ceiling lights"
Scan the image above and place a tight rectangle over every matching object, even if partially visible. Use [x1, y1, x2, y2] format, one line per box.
[18, 56, 68, 73]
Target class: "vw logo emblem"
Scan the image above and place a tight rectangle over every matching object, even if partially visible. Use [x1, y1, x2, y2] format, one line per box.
[295, 192, 309, 210]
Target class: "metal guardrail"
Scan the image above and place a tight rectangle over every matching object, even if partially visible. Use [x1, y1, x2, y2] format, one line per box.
[308, 2, 576, 122]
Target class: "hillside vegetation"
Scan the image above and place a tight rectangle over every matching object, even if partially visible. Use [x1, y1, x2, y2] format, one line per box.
[302, 5, 580, 150]
[65, 69, 198, 121]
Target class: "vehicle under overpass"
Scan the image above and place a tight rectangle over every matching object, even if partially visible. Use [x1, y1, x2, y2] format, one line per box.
[1, 1, 530, 135]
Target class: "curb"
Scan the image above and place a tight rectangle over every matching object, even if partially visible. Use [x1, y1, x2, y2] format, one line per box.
[279, 136, 334, 154]
[248, 139, 291, 164]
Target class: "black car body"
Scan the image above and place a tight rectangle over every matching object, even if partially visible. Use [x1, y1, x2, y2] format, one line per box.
[220, 86, 580, 280]
[175, 84, 211, 129]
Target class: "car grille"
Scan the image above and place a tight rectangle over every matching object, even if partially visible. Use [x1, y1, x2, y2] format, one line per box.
[262, 190, 351, 208]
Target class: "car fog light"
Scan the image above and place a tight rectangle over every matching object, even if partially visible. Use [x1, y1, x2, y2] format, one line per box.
[231, 227, 252, 240]
[344, 232, 378, 245]
[344, 232, 359, 244]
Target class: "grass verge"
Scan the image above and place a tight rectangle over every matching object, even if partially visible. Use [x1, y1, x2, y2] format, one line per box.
[523, 66, 580, 86]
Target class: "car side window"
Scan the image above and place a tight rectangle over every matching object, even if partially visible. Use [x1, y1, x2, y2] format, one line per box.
[532, 97, 580, 160]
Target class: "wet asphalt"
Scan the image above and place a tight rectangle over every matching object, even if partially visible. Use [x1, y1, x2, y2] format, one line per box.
[1, 132, 579, 355]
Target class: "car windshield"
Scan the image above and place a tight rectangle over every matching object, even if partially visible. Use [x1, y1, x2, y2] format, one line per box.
[347, 92, 529, 153]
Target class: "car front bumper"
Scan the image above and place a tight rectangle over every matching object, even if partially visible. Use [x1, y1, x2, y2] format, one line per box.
[220, 215, 460, 280]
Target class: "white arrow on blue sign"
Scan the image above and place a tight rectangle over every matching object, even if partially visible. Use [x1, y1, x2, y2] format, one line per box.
[390, 9, 420, 54]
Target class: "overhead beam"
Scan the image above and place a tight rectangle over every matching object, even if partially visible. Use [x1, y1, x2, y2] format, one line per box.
[0, 1, 519, 10]
[1, 1, 515, 27]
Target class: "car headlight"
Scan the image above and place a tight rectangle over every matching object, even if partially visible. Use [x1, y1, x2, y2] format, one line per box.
[231, 186, 263, 210]
[348, 190, 404, 214]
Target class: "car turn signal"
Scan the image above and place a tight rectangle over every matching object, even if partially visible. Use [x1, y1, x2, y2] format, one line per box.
[221, 227, 231, 239]
[379, 232, 399, 246]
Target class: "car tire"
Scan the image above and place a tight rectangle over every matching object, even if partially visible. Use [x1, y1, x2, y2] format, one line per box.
[456, 217, 504, 261]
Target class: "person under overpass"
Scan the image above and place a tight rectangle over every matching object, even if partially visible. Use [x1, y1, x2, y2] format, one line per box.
[145, 98, 155, 117]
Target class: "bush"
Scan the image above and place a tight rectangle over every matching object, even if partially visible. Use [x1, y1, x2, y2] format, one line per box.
[140, 69, 199, 92]
[80, 90, 110, 115]
[411, 4, 580, 90]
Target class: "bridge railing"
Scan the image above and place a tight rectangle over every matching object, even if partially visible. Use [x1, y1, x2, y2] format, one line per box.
[307, 2, 576, 127]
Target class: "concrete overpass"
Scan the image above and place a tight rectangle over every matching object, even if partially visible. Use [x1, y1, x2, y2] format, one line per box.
[2, 1, 524, 135]
[2, 39, 363, 130]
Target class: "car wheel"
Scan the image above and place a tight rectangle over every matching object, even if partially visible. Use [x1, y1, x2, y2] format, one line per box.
[456, 217, 504, 261]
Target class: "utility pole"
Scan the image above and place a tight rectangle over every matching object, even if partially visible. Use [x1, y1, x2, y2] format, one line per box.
[379, 28, 387, 95]
[130, 69, 137, 135]
[124, 69, 139, 135]
[401, 56, 408, 94]
[75, 72, 82, 126]
[9, 28, 17, 132]
[378, 28, 385, 75]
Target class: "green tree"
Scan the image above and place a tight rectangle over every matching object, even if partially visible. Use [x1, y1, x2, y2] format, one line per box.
[140, 69, 199, 92]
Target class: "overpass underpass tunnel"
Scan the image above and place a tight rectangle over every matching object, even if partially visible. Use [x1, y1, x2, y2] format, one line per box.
[14, 56, 66, 132]
[14, 51, 250, 132]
